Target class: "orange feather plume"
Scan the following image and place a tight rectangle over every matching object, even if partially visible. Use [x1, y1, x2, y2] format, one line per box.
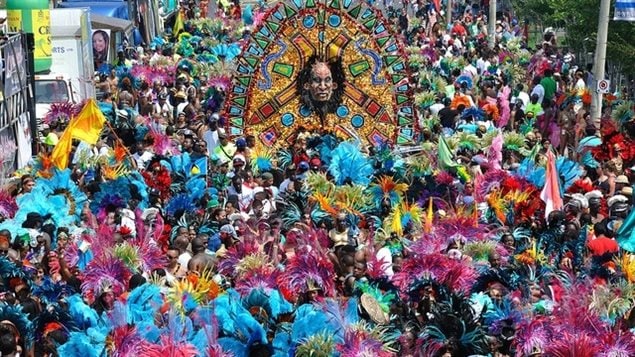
[312, 192, 338, 216]
[114, 142, 128, 163]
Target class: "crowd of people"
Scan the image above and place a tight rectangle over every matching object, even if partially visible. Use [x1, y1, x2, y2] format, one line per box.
[1, 0, 635, 356]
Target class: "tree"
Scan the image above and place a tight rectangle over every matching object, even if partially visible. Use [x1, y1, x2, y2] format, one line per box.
[514, 0, 635, 75]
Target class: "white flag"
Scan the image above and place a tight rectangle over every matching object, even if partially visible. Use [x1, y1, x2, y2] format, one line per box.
[615, 0, 635, 21]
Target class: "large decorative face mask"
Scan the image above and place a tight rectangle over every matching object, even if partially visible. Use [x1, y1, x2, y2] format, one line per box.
[305, 61, 336, 102]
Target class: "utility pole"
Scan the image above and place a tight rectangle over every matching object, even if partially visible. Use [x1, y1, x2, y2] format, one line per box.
[446, 0, 452, 25]
[590, 0, 611, 132]
[488, 0, 496, 48]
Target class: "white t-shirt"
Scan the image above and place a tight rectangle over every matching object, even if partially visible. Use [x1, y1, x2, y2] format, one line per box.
[429, 103, 445, 116]
[476, 58, 490, 74]
[227, 185, 254, 213]
[463, 63, 478, 77]
[202, 129, 220, 156]
[178, 252, 192, 274]
[133, 150, 154, 168]
[153, 101, 173, 118]
[531, 84, 545, 105]
[575, 78, 586, 95]
[513, 91, 530, 111]
[279, 178, 293, 194]
[376, 247, 394, 277]
[176, 102, 189, 116]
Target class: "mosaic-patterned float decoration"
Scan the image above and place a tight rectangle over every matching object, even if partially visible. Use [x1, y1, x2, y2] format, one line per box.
[224, 0, 417, 148]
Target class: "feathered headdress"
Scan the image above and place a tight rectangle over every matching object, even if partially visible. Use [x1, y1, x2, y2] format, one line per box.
[130, 63, 175, 88]
[276, 248, 336, 301]
[0, 303, 35, 347]
[36, 168, 88, 221]
[291, 298, 360, 347]
[126, 283, 164, 325]
[165, 193, 199, 219]
[33, 304, 78, 345]
[80, 255, 131, 299]
[116, 67, 141, 90]
[336, 324, 395, 357]
[455, 74, 473, 90]
[612, 101, 634, 130]
[167, 269, 222, 314]
[31, 279, 76, 306]
[0, 189, 18, 219]
[392, 252, 478, 298]
[241, 288, 293, 326]
[461, 107, 485, 121]
[250, 145, 274, 175]
[576, 135, 602, 168]
[418, 296, 488, 356]
[212, 290, 268, 355]
[13, 189, 77, 229]
[384, 201, 423, 237]
[43, 102, 75, 125]
[367, 176, 408, 208]
[328, 141, 374, 186]
[210, 43, 242, 62]
[233, 252, 280, 295]
[89, 172, 149, 213]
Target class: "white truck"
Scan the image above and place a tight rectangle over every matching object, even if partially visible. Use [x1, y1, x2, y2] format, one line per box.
[34, 7, 96, 121]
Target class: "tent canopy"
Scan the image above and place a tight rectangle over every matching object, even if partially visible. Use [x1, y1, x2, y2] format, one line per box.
[91, 14, 133, 34]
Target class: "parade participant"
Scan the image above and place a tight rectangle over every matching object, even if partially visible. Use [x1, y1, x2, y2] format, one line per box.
[2, 1, 635, 356]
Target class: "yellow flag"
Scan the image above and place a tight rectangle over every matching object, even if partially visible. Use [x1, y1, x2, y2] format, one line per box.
[49, 99, 106, 169]
[50, 126, 74, 170]
[69, 99, 106, 145]
[173, 11, 184, 35]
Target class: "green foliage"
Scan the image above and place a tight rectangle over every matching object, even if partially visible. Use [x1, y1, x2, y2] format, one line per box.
[515, 0, 635, 74]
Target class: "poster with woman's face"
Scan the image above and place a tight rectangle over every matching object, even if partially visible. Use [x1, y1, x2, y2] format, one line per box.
[92, 29, 111, 71]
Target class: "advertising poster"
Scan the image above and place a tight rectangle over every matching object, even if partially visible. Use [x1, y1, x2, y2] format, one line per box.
[92, 29, 111, 71]
[31, 9, 52, 62]
[15, 113, 32, 169]
[3, 35, 27, 98]
[0, 126, 17, 180]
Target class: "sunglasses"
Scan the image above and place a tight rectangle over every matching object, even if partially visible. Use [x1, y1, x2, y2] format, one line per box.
[0, 250, 8, 256]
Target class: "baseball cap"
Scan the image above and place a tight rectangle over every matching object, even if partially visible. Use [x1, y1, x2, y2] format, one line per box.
[261, 172, 274, 181]
[44, 133, 59, 146]
[206, 199, 220, 209]
[233, 154, 246, 164]
[298, 161, 309, 171]
[309, 157, 321, 169]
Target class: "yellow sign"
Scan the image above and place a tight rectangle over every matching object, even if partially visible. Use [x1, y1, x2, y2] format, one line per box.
[6, 10, 22, 33]
[32, 9, 51, 59]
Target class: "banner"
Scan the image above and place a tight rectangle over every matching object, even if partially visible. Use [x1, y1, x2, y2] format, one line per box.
[32, 9, 51, 61]
[0, 126, 17, 181]
[15, 114, 32, 168]
[92, 29, 111, 71]
[3, 34, 27, 98]
[615, 0, 635, 21]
